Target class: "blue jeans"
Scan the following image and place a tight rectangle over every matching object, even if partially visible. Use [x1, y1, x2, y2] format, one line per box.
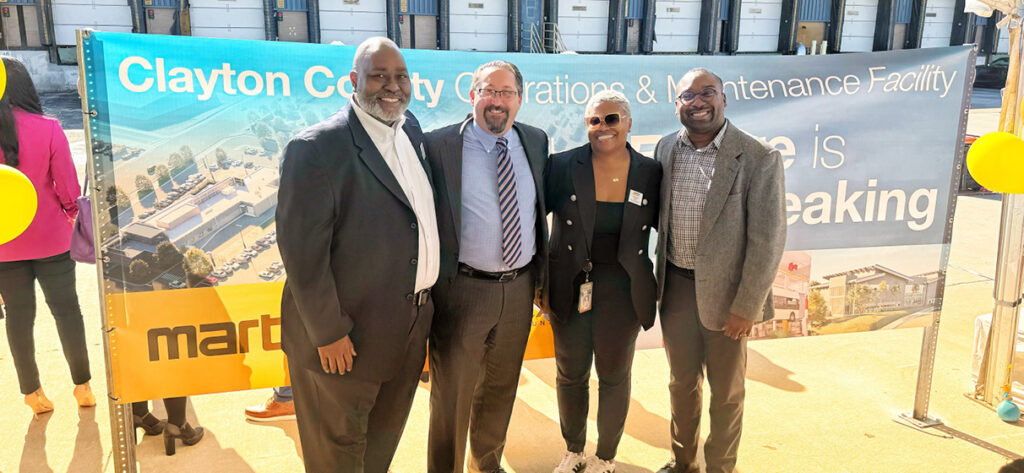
[273, 386, 292, 402]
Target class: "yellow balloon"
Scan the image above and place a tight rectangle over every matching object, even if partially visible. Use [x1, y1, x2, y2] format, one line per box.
[0, 164, 38, 245]
[0, 58, 6, 103]
[966, 132, 1024, 194]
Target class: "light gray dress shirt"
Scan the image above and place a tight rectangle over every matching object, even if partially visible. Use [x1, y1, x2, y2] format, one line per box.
[459, 122, 537, 272]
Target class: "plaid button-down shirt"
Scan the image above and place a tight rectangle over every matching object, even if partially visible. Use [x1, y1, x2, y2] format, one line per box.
[667, 123, 728, 270]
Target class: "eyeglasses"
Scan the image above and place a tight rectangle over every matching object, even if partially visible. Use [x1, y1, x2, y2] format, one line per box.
[586, 113, 622, 127]
[476, 88, 519, 100]
[676, 88, 719, 104]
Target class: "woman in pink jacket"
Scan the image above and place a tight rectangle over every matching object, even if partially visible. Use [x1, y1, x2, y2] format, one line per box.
[0, 56, 95, 415]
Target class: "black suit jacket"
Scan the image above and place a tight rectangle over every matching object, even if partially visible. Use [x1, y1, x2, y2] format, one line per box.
[276, 104, 432, 382]
[424, 118, 550, 304]
[544, 143, 662, 329]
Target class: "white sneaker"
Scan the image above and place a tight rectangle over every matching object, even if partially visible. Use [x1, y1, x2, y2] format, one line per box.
[553, 450, 587, 473]
[584, 456, 615, 473]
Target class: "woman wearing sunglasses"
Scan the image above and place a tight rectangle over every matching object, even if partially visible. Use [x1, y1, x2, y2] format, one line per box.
[543, 90, 662, 473]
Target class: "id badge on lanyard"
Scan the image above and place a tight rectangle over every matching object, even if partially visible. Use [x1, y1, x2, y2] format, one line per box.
[578, 260, 594, 314]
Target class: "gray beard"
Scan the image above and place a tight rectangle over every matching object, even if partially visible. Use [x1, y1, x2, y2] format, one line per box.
[356, 93, 408, 124]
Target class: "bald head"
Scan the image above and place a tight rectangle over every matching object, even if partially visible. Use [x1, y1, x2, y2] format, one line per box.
[676, 67, 724, 93]
[352, 37, 402, 77]
[348, 37, 411, 124]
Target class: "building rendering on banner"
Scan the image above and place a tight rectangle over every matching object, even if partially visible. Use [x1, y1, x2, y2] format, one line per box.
[816, 264, 940, 318]
[751, 250, 812, 340]
[105, 167, 279, 288]
[0, 0, 1012, 61]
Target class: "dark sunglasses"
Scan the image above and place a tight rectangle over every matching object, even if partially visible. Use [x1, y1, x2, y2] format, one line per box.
[586, 113, 622, 127]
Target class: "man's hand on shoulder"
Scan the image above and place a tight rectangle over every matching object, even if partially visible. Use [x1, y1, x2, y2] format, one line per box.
[318, 335, 357, 374]
[722, 313, 753, 341]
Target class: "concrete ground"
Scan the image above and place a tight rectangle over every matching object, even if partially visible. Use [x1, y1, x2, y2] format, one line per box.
[0, 91, 1020, 473]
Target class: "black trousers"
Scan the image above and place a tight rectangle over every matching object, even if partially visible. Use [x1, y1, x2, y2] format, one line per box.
[552, 263, 640, 461]
[0, 252, 91, 395]
[132, 397, 188, 426]
[289, 298, 432, 473]
[661, 265, 747, 473]
[428, 270, 535, 473]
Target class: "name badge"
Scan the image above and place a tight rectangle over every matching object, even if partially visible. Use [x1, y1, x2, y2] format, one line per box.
[628, 190, 644, 206]
[578, 281, 594, 313]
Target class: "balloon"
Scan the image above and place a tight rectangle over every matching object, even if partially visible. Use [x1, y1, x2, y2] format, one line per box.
[997, 398, 1021, 422]
[0, 58, 6, 103]
[966, 132, 1024, 194]
[0, 164, 38, 245]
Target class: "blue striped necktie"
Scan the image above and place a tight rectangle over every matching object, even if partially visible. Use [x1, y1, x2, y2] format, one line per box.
[495, 136, 522, 268]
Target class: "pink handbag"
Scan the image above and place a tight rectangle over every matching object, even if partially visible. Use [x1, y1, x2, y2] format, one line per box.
[70, 175, 95, 264]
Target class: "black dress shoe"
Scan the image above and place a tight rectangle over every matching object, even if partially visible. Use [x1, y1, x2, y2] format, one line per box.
[133, 413, 166, 436]
[163, 422, 205, 455]
[657, 460, 677, 473]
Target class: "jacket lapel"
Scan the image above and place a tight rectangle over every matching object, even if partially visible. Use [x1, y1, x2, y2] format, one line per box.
[440, 118, 471, 245]
[658, 133, 677, 219]
[403, 115, 432, 181]
[349, 106, 412, 210]
[514, 122, 546, 212]
[571, 145, 596, 255]
[697, 124, 741, 246]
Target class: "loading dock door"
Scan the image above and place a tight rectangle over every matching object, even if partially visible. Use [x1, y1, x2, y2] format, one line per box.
[190, 0, 265, 40]
[320, 0, 386, 45]
[840, 0, 879, 52]
[520, 0, 542, 52]
[450, 0, 506, 51]
[892, 0, 912, 49]
[400, 0, 438, 49]
[652, 0, 700, 52]
[558, 0, 610, 52]
[0, 0, 42, 48]
[796, 0, 830, 50]
[737, 0, 783, 52]
[919, 0, 953, 48]
[274, 0, 308, 42]
[51, 0, 133, 46]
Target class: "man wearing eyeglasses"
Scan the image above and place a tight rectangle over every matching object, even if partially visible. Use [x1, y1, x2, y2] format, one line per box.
[653, 68, 786, 473]
[424, 60, 549, 473]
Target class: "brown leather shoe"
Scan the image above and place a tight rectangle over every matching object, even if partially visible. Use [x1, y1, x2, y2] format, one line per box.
[244, 397, 295, 422]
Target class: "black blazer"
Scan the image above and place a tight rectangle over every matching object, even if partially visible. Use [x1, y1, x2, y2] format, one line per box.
[425, 118, 550, 305]
[544, 143, 662, 329]
[276, 104, 432, 382]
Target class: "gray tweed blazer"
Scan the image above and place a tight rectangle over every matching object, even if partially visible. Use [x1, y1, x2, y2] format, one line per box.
[654, 121, 787, 330]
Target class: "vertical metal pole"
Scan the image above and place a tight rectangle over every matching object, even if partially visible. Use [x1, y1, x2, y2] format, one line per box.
[977, 19, 1024, 407]
[982, 194, 1024, 405]
[76, 29, 138, 473]
[908, 45, 977, 423]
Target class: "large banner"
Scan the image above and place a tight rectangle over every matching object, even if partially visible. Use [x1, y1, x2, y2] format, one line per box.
[81, 32, 973, 402]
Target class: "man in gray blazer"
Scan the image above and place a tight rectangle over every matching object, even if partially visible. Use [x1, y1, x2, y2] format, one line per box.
[424, 60, 549, 473]
[653, 68, 786, 473]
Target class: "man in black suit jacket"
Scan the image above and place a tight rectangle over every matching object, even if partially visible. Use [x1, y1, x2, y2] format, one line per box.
[276, 37, 440, 473]
[424, 61, 549, 473]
